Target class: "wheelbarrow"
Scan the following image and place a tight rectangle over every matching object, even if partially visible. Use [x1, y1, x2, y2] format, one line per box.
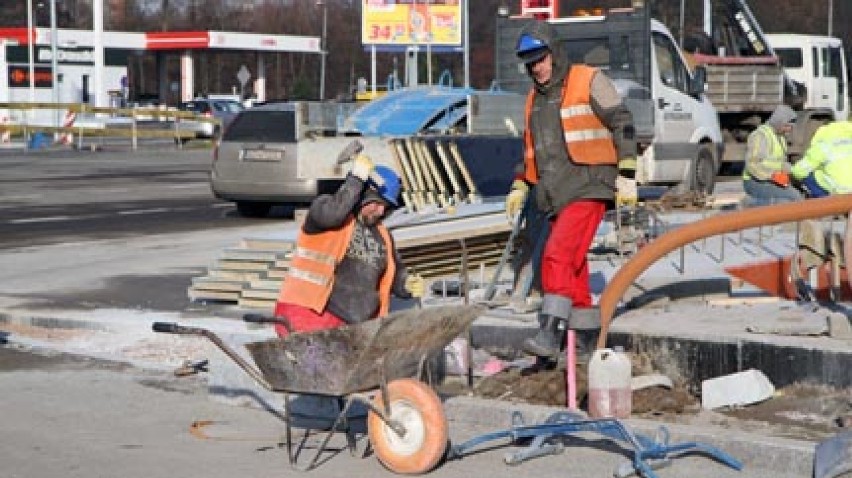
[152, 304, 482, 474]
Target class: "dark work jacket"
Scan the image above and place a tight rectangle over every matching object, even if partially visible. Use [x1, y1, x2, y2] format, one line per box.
[303, 175, 410, 323]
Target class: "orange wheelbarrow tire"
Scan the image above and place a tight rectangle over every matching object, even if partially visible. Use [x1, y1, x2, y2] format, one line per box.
[368, 378, 448, 474]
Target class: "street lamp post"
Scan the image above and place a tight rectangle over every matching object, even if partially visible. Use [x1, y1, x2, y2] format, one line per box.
[27, 0, 35, 103]
[828, 0, 833, 37]
[49, 0, 59, 127]
[317, 0, 327, 101]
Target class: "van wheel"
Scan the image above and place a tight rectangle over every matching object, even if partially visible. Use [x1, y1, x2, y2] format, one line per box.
[235, 201, 272, 218]
[692, 144, 716, 195]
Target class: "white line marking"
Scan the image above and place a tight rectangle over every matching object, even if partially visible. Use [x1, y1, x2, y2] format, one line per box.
[9, 216, 74, 224]
[118, 208, 171, 216]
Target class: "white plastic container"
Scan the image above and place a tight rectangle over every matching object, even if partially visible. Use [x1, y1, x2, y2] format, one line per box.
[587, 347, 632, 418]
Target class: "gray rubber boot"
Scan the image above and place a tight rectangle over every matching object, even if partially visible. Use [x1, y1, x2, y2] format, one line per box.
[522, 294, 572, 359]
[569, 307, 602, 365]
[522, 316, 564, 358]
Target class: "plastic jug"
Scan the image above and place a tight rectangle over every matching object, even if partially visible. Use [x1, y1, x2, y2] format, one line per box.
[587, 346, 632, 418]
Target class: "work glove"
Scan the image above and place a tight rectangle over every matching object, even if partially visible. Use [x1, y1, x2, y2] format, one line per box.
[615, 175, 638, 206]
[405, 273, 426, 299]
[505, 179, 529, 222]
[351, 153, 375, 181]
[771, 171, 791, 188]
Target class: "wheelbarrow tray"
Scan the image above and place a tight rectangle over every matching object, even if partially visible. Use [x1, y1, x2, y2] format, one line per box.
[245, 305, 481, 396]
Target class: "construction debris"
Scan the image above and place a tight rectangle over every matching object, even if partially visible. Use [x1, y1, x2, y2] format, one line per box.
[701, 369, 775, 410]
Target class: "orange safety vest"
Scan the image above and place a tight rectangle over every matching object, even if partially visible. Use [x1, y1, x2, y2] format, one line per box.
[522, 65, 618, 184]
[277, 216, 397, 317]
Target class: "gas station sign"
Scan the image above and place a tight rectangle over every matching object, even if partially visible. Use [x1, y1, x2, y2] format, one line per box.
[361, 0, 462, 46]
[8, 65, 52, 88]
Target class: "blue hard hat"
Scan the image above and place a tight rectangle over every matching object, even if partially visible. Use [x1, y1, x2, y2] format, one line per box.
[371, 165, 401, 208]
[516, 32, 550, 64]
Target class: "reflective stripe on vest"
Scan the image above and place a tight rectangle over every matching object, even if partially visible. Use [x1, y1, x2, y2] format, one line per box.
[277, 216, 397, 317]
[293, 246, 336, 266]
[522, 65, 617, 184]
[286, 267, 331, 287]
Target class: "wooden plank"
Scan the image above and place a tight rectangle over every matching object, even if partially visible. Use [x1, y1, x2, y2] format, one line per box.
[215, 259, 274, 271]
[240, 288, 280, 300]
[220, 248, 287, 262]
[248, 279, 283, 290]
[237, 297, 276, 310]
[264, 269, 289, 279]
[191, 277, 248, 292]
[208, 270, 263, 281]
[188, 289, 240, 302]
[239, 237, 295, 251]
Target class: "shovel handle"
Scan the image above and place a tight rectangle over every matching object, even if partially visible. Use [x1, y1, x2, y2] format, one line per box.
[335, 139, 364, 166]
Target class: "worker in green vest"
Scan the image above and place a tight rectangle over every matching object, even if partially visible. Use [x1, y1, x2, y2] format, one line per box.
[742, 105, 803, 205]
[791, 120, 852, 198]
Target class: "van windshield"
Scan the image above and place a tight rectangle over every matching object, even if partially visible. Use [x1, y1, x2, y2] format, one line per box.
[223, 110, 296, 143]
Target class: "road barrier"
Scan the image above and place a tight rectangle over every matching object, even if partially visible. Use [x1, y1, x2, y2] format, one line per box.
[0, 102, 219, 150]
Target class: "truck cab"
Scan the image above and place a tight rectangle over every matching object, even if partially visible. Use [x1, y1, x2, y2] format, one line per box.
[766, 34, 849, 121]
[495, 8, 724, 193]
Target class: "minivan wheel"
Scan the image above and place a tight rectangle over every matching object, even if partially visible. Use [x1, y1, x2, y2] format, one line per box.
[235, 201, 272, 218]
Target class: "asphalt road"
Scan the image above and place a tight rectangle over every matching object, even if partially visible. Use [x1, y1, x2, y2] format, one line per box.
[0, 146, 294, 250]
[0, 146, 293, 312]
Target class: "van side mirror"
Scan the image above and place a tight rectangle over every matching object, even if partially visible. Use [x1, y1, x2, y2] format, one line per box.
[689, 66, 707, 97]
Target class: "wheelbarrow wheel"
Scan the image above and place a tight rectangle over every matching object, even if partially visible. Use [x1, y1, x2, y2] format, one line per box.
[368, 378, 448, 474]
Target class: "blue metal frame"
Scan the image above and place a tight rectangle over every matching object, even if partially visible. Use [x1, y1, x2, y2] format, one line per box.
[448, 411, 743, 478]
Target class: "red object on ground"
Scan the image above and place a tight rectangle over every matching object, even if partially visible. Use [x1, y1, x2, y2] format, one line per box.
[541, 200, 606, 307]
[272, 302, 346, 338]
[725, 256, 852, 301]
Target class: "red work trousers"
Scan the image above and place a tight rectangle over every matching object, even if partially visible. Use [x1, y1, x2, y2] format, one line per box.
[272, 302, 345, 338]
[541, 199, 606, 308]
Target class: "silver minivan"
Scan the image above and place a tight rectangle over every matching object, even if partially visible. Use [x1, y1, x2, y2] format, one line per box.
[210, 103, 342, 217]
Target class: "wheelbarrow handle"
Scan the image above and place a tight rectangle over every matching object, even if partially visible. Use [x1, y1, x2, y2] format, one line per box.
[242, 313, 294, 334]
[152, 322, 206, 336]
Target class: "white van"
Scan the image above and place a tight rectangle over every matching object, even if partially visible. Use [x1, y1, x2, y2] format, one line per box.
[494, 10, 725, 193]
[766, 34, 849, 121]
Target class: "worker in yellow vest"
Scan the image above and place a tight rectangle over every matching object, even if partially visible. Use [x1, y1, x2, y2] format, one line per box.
[742, 105, 803, 205]
[273, 155, 425, 337]
[791, 121, 852, 198]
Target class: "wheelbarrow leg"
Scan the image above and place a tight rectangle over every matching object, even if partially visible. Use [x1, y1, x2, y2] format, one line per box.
[282, 393, 363, 472]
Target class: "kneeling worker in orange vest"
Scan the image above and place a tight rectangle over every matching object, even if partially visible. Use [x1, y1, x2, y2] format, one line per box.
[273, 154, 425, 337]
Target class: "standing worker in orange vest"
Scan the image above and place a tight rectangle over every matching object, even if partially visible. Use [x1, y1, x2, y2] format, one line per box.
[507, 20, 637, 364]
[273, 154, 425, 337]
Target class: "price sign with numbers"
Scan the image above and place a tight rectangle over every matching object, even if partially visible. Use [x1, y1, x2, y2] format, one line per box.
[361, 0, 461, 46]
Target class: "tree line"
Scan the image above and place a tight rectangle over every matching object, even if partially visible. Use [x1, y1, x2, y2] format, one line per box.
[1, 0, 847, 104]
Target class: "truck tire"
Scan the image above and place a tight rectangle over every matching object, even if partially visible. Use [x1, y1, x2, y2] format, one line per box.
[235, 201, 272, 218]
[368, 378, 448, 474]
[692, 144, 716, 195]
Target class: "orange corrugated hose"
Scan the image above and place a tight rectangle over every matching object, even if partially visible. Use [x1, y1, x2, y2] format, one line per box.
[597, 194, 852, 349]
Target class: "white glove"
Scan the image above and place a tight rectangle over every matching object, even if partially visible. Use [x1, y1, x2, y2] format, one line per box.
[616, 175, 638, 206]
[351, 154, 374, 181]
[405, 274, 426, 299]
